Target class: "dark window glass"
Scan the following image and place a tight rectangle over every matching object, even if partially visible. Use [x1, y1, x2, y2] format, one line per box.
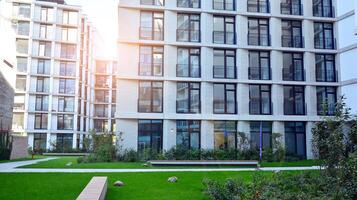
[93, 119, 108, 132]
[316, 54, 336, 82]
[177, 14, 200, 42]
[33, 133, 47, 152]
[138, 81, 163, 113]
[250, 121, 272, 149]
[284, 85, 305, 115]
[314, 22, 334, 49]
[213, 49, 236, 79]
[60, 44, 76, 59]
[140, 0, 164, 6]
[59, 79, 75, 94]
[60, 62, 76, 77]
[138, 120, 163, 153]
[57, 114, 74, 130]
[34, 113, 48, 129]
[281, 0, 303, 15]
[177, 120, 200, 149]
[213, 84, 236, 114]
[214, 121, 237, 149]
[56, 133, 73, 152]
[177, 82, 200, 113]
[316, 86, 337, 115]
[213, 0, 235, 10]
[283, 52, 304, 81]
[249, 51, 270, 80]
[313, 0, 333, 17]
[249, 85, 272, 115]
[248, 18, 270, 46]
[247, 0, 269, 13]
[35, 95, 48, 111]
[177, 48, 200, 77]
[139, 46, 163, 76]
[285, 122, 306, 158]
[177, 0, 200, 8]
[140, 11, 164, 41]
[282, 20, 303, 48]
[213, 16, 235, 45]
[58, 97, 75, 112]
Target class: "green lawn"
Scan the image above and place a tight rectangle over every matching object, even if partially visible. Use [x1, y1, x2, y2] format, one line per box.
[19, 156, 319, 169]
[0, 155, 46, 164]
[0, 171, 305, 200]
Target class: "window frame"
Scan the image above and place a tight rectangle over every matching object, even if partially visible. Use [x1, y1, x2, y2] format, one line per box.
[176, 120, 201, 149]
[176, 82, 201, 114]
[248, 51, 271, 80]
[213, 83, 237, 114]
[213, 49, 236, 79]
[139, 45, 164, 76]
[176, 47, 201, 78]
[248, 18, 270, 46]
[249, 84, 272, 115]
[138, 81, 164, 113]
[283, 85, 305, 115]
[177, 13, 201, 42]
[282, 52, 304, 81]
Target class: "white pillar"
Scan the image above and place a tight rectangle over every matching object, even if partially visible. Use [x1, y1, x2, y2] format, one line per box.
[201, 120, 214, 149]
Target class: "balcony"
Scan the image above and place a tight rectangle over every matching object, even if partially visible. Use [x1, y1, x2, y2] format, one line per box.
[213, 65, 236, 79]
[280, 3, 303, 15]
[139, 27, 164, 41]
[281, 35, 304, 48]
[213, 0, 235, 11]
[140, 0, 164, 6]
[248, 67, 271, 80]
[282, 67, 305, 81]
[213, 31, 236, 45]
[247, 0, 270, 13]
[176, 29, 200, 42]
[248, 33, 270, 46]
[313, 5, 335, 18]
[176, 64, 200, 78]
[249, 101, 272, 115]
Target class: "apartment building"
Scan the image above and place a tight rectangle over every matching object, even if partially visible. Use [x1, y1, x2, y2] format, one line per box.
[0, 0, 17, 134]
[9, 0, 92, 151]
[117, 0, 340, 159]
[337, 1, 357, 115]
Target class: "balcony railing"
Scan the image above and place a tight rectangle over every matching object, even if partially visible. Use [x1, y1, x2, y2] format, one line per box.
[213, 0, 235, 11]
[176, 100, 201, 114]
[176, 29, 200, 42]
[176, 64, 200, 78]
[139, 62, 163, 76]
[248, 67, 271, 80]
[247, 0, 270, 13]
[280, 3, 303, 15]
[139, 27, 164, 41]
[213, 100, 237, 114]
[213, 65, 236, 79]
[316, 70, 338, 83]
[284, 102, 307, 115]
[314, 37, 336, 50]
[282, 67, 305, 81]
[313, 5, 335, 18]
[249, 100, 273, 115]
[177, 0, 200, 8]
[281, 35, 304, 48]
[140, 0, 164, 6]
[248, 33, 270, 46]
[213, 31, 236, 45]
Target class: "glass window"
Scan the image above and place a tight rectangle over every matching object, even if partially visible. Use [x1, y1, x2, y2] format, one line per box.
[13, 3, 31, 18]
[62, 10, 78, 25]
[177, 0, 200, 8]
[15, 75, 26, 91]
[60, 44, 76, 59]
[316, 54, 336, 82]
[313, 0, 333, 17]
[38, 42, 51, 57]
[34, 113, 48, 129]
[213, 84, 236, 114]
[213, 0, 235, 10]
[177, 48, 200, 78]
[281, 20, 303, 48]
[285, 122, 306, 158]
[57, 114, 74, 130]
[141, 0, 165, 6]
[283, 52, 304, 81]
[59, 79, 75, 94]
[17, 21, 30, 36]
[138, 120, 163, 153]
[60, 62, 76, 77]
[316, 86, 337, 115]
[93, 119, 109, 132]
[249, 51, 270, 80]
[250, 121, 272, 149]
[33, 133, 47, 152]
[56, 134, 73, 152]
[39, 24, 52, 39]
[17, 57, 27, 73]
[12, 114, 24, 130]
[281, 0, 303, 15]
[138, 81, 163, 113]
[249, 84, 272, 115]
[140, 11, 164, 41]
[58, 97, 75, 112]
[247, 0, 269, 13]
[248, 18, 270, 46]
[213, 49, 236, 79]
[139, 46, 163, 76]
[177, 14, 200, 42]
[314, 22, 334, 49]
[94, 104, 108, 117]
[284, 85, 305, 115]
[213, 16, 235, 44]
[214, 121, 237, 149]
[16, 39, 28, 54]
[40, 7, 53, 22]
[177, 82, 200, 113]
[177, 120, 200, 149]
[35, 95, 49, 111]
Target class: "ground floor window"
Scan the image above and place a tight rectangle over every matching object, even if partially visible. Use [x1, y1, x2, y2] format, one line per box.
[250, 121, 272, 150]
[214, 121, 237, 149]
[56, 133, 73, 152]
[285, 122, 306, 158]
[138, 120, 163, 153]
[33, 133, 46, 152]
[176, 120, 200, 149]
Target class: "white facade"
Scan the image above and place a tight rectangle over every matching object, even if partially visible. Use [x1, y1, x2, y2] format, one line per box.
[117, 0, 341, 159]
[337, 0, 357, 114]
[9, 0, 92, 151]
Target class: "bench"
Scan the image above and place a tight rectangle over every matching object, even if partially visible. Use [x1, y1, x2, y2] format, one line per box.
[77, 177, 108, 200]
[148, 160, 259, 167]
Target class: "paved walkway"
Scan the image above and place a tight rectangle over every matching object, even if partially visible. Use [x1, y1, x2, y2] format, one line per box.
[0, 157, 321, 173]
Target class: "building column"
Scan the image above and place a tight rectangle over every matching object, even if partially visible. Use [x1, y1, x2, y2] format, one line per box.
[273, 121, 285, 147]
[306, 122, 315, 159]
[46, 132, 51, 150]
[72, 133, 77, 149]
[201, 120, 214, 149]
[163, 119, 176, 151]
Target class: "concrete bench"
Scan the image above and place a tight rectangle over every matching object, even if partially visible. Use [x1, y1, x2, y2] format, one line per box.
[148, 160, 259, 167]
[77, 176, 108, 200]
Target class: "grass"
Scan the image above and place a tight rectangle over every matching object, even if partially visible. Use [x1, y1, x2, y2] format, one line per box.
[19, 156, 319, 169]
[0, 171, 306, 200]
[0, 155, 46, 164]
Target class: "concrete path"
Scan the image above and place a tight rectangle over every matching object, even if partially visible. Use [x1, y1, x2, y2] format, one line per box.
[0, 158, 321, 173]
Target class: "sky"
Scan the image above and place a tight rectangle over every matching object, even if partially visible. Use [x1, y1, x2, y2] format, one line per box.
[66, 0, 118, 57]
